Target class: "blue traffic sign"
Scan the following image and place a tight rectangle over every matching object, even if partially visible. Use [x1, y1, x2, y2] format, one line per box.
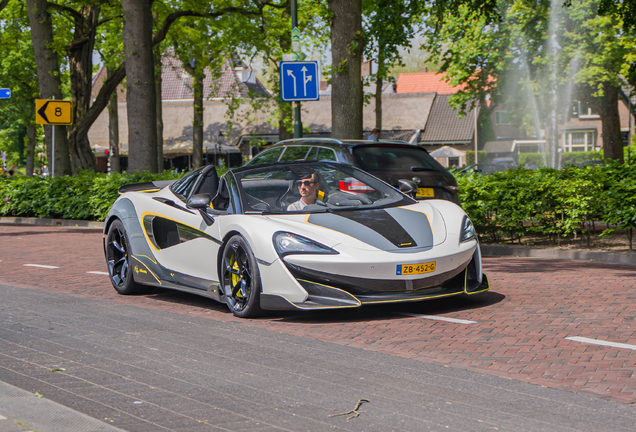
[280, 61, 319, 102]
[0, 89, 11, 99]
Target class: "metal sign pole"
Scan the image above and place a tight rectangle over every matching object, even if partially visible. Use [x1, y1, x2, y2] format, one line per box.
[291, 0, 302, 138]
[51, 95, 55, 178]
[474, 104, 478, 164]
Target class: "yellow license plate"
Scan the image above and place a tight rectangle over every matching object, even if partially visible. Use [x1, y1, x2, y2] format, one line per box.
[397, 262, 436, 275]
[416, 187, 434, 198]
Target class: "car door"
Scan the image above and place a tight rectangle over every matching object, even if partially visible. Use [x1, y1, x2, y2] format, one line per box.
[146, 169, 223, 284]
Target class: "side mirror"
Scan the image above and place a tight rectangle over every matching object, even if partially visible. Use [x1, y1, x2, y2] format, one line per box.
[187, 194, 214, 226]
[187, 193, 211, 209]
[398, 179, 417, 198]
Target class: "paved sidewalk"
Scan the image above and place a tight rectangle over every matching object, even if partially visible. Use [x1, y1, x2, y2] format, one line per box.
[0, 381, 125, 432]
[1, 284, 635, 431]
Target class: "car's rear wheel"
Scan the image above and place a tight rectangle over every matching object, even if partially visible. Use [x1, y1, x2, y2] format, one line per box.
[221, 235, 262, 318]
[106, 220, 149, 295]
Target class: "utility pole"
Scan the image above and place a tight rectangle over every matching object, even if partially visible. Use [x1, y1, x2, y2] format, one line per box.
[474, 104, 478, 164]
[292, 0, 302, 138]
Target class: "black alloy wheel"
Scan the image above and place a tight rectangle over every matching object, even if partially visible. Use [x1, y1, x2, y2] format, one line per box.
[106, 220, 147, 295]
[221, 235, 262, 318]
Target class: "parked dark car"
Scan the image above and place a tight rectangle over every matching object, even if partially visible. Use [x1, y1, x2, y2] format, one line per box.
[491, 157, 518, 169]
[459, 163, 507, 175]
[246, 138, 460, 204]
[574, 160, 604, 168]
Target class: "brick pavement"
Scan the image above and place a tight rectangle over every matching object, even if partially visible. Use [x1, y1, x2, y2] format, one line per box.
[1, 224, 636, 405]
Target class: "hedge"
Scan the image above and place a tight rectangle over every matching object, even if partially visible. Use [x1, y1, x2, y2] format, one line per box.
[0, 171, 183, 222]
[518, 151, 604, 168]
[456, 162, 636, 249]
[2, 164, 636, 249]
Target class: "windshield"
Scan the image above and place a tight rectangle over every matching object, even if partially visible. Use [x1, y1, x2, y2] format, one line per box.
[352, 145, 445, 172]
[233, 162, 413, 214]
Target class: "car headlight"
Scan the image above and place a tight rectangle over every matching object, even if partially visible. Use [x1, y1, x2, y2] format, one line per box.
[273, 232, 339, 256]
[460, 216, 476, 243]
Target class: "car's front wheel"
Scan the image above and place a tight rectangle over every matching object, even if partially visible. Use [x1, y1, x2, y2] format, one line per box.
[105, 220, 149, 295]
[221, 235, 262, 318]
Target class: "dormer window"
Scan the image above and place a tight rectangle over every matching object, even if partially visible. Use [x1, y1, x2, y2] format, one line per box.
[235, 67, 255, 84]
[573, 101, 600, 119]
[495, 110, 510, 125]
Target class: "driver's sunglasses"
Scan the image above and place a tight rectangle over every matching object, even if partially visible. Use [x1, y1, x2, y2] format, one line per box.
[297, 180, 315, 187]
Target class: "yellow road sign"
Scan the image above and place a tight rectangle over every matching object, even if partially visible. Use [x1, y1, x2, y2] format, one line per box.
[35, 99, 73, 125]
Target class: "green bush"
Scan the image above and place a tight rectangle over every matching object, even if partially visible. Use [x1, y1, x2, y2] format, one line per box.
[456, 163, 635, 245]
[465, 150, 488, 166]
[560, 150, 603, 165]
[519, 153, 548, 168]
[0, 171, 184, 221]
[3, 165, 636, 250]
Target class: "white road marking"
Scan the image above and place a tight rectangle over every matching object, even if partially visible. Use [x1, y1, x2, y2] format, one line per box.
[23, 264, 59, 269]
[400, 313, 476, 324]
[566, 336, 636, 351]
[87, 271, 109, 275]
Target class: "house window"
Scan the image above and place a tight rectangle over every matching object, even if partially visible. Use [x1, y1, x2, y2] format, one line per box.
[578, 102, 599, 119]
[622, 131, 630, 147]
[448, 157, 460, 167]
[564, 130, 595, 152]
[495, 111, 509, 125]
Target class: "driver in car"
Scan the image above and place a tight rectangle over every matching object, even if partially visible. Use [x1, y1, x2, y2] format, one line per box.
[288, 171, 321, 211]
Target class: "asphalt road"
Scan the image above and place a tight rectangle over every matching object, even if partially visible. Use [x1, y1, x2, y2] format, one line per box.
[1, 224, 636, 431]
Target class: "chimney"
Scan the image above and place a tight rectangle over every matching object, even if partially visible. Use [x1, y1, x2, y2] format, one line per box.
[420, 67, 428, 73]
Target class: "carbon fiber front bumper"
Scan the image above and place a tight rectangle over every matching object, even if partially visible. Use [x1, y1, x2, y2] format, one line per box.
[260, 251, 489, 311]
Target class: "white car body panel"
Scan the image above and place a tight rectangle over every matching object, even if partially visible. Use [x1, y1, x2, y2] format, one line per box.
[104, 162, 489, 316]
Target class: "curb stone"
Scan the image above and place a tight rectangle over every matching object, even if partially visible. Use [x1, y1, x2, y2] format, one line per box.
[0, 414, 32, 432]
[2, 216, 635, 265]
[0, 217, 103, 229]
[481, 243, 636, 265]
[0, 381, 126, 432]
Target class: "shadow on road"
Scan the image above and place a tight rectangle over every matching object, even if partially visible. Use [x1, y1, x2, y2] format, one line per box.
[134, 285, 505, 324]
[265, 291, 505, 324]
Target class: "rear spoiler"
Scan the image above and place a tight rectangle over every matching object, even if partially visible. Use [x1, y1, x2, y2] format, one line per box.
[118, 179, 177, 194]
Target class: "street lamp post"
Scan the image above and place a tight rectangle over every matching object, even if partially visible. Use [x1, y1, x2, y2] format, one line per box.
[214, 131, 225, 166]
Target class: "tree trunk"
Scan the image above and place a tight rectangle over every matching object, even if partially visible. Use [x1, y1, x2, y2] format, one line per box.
[598, 81, 624, 163]
[121, 0, 157, 173]
[26, 101, 36, 177]
[66, 4, 100, 173]
[107, 68, 121, 174]
[328, 0, 363, 139]
[184, 60, 205, 169]
[155, 51, 164, 172]
[26, 0, 71, 176]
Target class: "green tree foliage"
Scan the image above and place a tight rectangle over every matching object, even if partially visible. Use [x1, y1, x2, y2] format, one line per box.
[422, 0, 636, 163]
[0, 1, 40, 168]
[362, 0, 422, 131]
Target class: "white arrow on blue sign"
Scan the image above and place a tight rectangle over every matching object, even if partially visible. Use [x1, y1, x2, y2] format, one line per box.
[0, 89, 11, 99]
[279, 61, 319, 102]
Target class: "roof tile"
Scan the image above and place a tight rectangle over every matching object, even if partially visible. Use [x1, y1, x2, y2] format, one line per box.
[419, 94, 478, 142]
[396, 72, 464, 94]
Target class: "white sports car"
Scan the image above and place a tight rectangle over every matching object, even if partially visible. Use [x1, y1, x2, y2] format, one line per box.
[103, 161, 489, 318]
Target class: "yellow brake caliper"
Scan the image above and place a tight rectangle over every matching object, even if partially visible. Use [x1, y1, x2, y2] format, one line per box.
[230, 254, 242, 298]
